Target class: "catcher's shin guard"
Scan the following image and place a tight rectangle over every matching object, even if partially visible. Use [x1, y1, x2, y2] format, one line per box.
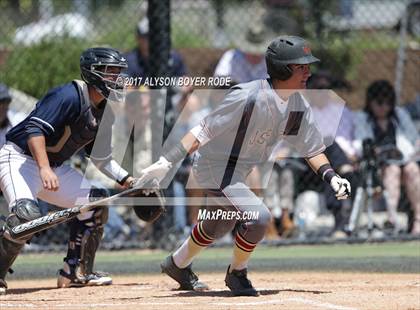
[80, 217, 105, 275]
[59, 200, 111, 287]
[0, 199, 40, 294]
[79, 216, 112, 286]
[0, 229, 25, 295]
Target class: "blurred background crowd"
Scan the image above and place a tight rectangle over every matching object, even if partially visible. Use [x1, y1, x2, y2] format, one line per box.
[0, 0, 419, 250]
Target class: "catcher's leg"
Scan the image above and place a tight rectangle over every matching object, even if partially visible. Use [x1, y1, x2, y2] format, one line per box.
[0, 145, 45, 294]
[0, 199, 41, 295]
[58, 188, 111, 288]
[0, 233, 25, 295]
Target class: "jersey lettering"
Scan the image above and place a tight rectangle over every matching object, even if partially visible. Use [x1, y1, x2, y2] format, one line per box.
[249, 129, 273, 145]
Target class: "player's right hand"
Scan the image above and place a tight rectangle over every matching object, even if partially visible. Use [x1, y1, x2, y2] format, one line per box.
[137, 156, 172, 186]
[39, 166, 59, 191]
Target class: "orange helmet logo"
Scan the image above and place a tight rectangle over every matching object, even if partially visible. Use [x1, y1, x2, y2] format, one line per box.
[303, 46, 311, 54]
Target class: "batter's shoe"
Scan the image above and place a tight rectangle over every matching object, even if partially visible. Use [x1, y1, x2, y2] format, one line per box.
[225, 266, 259, 296]
[160, 255, 209, 291]
[0, 279, 7, 295]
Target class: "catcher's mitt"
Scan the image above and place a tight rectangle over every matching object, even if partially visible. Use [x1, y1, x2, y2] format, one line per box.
[127, 179, 165, 223]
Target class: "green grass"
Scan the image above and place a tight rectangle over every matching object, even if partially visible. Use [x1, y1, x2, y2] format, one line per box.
[10, 242, 420, 280]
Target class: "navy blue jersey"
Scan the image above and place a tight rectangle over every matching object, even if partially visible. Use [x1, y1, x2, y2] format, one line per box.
[6, 81, 113, 166]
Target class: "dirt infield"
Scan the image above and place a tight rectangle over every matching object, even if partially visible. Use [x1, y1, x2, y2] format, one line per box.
[1, 272, 419, 310]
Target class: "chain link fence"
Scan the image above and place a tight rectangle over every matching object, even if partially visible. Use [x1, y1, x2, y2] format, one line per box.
[0, 0, 419, 250]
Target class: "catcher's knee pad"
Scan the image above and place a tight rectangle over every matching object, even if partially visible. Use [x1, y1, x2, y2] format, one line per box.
[0, 228, 25, 280]
[78, 187, 109, 225]
[6, 199, 41, 229]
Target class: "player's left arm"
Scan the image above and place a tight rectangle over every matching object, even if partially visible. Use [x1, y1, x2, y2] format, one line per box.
[85, 141, 134, 189]
[86, 142, 134, 188]
[90, 156, 134, 189]
[306, 153, 351, 200]
[86, 106, 136, 188]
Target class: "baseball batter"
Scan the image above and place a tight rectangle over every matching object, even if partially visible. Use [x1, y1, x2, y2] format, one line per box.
[138, 36, 351, 296]
[0, 47, 136, 295]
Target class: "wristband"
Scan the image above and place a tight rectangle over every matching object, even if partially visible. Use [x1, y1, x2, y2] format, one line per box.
[117, 174, 131, 186]
[317, 164, 336, 184]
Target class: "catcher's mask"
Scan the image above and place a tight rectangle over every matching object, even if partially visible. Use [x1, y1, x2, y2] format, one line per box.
[80, 47, 128, 102]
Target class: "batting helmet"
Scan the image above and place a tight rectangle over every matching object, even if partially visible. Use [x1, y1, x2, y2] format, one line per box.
[80, 47, 128, 101]
[265, 36, 319, 81]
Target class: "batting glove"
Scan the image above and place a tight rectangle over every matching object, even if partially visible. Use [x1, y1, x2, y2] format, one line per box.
[137, 156, 172, 186]
[330, 175, 351, 200]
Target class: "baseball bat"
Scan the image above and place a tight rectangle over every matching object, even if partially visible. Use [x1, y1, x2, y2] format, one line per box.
[7, 183, 150, 240]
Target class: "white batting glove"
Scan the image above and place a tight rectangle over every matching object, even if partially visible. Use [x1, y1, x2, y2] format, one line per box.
[330, 175, 351, 200]
[137, 156, 172, 186]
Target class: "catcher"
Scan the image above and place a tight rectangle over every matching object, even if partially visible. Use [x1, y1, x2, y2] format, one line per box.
[137, 35, 351, 296]
[0, 47, 163, 295]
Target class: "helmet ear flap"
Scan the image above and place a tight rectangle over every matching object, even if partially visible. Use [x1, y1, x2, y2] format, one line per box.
[272, 64, 293, 81]
[266, 55, 293, 81]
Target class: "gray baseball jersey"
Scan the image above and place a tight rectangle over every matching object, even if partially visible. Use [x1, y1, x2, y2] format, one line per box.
[192, 79, 325, 189]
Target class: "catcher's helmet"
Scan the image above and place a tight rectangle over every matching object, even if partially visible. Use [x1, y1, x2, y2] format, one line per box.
[80, 47, 128, 101]
[265, 36, 319, 81]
